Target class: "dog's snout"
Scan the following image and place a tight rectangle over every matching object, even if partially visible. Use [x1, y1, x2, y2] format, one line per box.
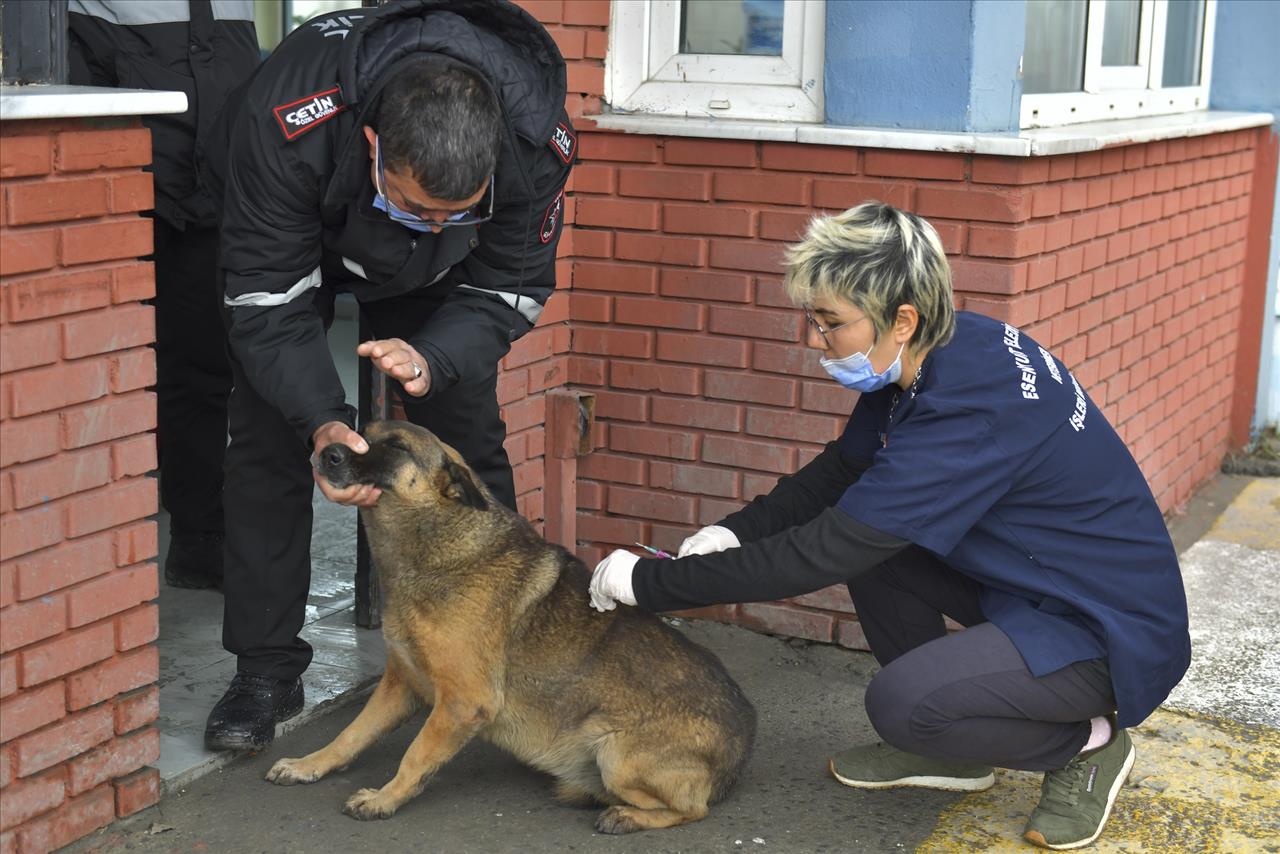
[321, 444, 351, 470]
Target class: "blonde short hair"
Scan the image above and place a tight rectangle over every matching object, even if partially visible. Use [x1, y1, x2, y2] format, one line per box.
[784, 202, 956, 353]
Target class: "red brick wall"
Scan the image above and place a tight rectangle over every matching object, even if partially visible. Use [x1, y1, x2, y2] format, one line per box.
[490, 0, 609, 532]
[0, 118, 162, 852]
[558, 128, 1258, 643]
[514, 1, 1263, 645]
[498, 283, 572, 530]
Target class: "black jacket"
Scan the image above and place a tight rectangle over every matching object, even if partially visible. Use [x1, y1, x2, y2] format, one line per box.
[209, 0, 574, 445]
[67, 0, 260, 229]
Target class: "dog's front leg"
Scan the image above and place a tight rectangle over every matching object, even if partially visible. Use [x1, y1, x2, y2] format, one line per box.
[342, 688, 496, 820]
[267, 666, 416, 786]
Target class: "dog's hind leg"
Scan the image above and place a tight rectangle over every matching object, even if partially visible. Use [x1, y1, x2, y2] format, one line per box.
[551, 758, 620, 808]
[595, 749, 712, 833]
[552, 780, 613, 808]
[266, 665, 416, 786]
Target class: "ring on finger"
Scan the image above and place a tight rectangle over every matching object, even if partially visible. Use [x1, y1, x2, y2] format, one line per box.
[411, 363, 423, 380]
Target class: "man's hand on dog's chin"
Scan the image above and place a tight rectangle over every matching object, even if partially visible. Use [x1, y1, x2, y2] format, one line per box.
[311, 421, 382, 507]
[589, 549, 640, 611]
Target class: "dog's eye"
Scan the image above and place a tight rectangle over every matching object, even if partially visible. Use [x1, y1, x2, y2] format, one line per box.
[385, 439, 410, 453]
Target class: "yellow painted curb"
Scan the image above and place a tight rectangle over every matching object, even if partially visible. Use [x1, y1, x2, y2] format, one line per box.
[916, 708, 1280, 852]
[1203, 479, 1280, 551]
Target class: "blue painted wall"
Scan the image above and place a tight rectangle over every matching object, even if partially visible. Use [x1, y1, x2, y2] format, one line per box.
[824, 0, 1023, 133]
[1210, 0, 1280, 431]
[969, 0, 1025, 133]
[1209, 0, 1280, 115]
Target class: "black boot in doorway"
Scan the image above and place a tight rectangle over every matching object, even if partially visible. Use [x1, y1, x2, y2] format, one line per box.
[204, 673, 304, 750]
[164, 530, 224, 589]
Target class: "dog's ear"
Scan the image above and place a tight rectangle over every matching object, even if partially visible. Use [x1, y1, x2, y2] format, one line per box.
[441, 459, 488, 510]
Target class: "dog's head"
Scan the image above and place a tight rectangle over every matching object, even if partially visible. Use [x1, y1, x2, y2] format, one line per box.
[315, 421, 489, 512]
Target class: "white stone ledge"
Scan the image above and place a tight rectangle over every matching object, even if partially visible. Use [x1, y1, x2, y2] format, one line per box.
[589, 110, 1275, 157]
[0, 84, 187, 121]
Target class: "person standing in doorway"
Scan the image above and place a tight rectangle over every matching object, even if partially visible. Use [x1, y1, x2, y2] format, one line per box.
[68, 0, 261, 589]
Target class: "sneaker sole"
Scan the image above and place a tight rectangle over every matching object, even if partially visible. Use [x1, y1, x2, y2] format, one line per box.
[829, 759, 996, 792]
[1024, 740, 1136, 850]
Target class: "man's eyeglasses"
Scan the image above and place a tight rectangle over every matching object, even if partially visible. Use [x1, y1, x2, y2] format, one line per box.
[804, 309, 867, 349]
[374, 135, 494, 229]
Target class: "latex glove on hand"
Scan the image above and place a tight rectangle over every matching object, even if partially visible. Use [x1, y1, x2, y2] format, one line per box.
[677, 525, 740, 558]
[589, 549, 640, 611]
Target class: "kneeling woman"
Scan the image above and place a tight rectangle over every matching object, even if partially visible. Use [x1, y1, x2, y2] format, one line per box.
[589, 202, 1190, 851]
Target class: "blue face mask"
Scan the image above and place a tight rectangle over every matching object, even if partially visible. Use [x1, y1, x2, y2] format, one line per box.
[820, 340, 905, 392]
[371, 192, 434, 232]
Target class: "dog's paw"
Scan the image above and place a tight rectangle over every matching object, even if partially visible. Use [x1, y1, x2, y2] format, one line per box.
[595, 805, 641, 835]
[343, 787, 400, 821]
[265, 757, 323, 786]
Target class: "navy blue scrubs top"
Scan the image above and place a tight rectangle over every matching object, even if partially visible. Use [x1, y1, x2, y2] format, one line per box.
[837, 311, 1190, 728]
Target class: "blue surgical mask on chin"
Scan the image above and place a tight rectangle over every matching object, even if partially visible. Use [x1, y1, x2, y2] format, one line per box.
[820, 341, 905, 392]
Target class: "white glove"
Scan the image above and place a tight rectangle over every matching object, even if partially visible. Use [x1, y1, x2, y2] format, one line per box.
[677, 525, 740, 558]
[589, 549, 640, 611]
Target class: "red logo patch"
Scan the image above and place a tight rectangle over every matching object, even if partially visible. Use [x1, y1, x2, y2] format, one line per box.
[548, 122, 576, 164]
[540, 190, 564, 244]
[272, 86, 345, 141]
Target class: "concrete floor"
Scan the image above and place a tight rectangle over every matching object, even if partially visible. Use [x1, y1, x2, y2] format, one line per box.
[69, 470, 1280, 854]
[115, 307, 1279, 850]
[155, 297, 381, 792]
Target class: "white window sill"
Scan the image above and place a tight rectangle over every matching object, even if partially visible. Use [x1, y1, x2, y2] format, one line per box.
[0, 84, 187, 121]
[588, 109, 1274, 157]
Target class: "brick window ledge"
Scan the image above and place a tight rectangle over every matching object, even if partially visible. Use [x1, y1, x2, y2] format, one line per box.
[589, 109, 1274, 157]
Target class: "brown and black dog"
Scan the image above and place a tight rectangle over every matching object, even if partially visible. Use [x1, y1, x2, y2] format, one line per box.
[265, 421, 755, 833]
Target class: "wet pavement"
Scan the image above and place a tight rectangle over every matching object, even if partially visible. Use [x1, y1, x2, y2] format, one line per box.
[150, 300, 383, 792]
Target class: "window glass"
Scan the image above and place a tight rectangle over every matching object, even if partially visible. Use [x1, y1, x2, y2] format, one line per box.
[680, 0, 784, 56]
[255, 0, 356, 53]
[1163, 0, 1205, 86]
[288, 0, 354, 30]
[1023, 0, 1087, 94]
[1101, 0, 1142, 66]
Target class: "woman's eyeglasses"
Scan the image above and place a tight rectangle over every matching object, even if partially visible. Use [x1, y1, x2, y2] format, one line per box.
[803, 309, 867, 349]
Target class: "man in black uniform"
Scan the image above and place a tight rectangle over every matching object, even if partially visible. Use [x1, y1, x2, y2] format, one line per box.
[202, 0, 573, 750]
[68, 1, 260, 589]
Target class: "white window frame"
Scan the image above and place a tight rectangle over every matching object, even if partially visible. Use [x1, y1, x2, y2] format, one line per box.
[1021, 0, 1217, 129]
[606, 0, 825, 123]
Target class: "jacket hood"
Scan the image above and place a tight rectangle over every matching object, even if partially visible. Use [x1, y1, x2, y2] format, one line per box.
[340, 0, 566, 147]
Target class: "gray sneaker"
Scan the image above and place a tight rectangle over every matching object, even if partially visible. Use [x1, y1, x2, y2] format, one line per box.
[829, 741, 996, 792]
[1024, 724, 1136, 850]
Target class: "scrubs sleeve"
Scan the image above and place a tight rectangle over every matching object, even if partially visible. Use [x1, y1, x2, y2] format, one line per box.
[838, 404, 1013, 556]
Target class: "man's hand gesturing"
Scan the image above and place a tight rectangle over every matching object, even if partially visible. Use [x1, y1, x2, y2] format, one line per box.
[357, 338, 429, 397]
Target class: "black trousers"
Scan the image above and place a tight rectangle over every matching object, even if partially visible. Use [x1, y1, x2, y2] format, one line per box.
[221, 287, 516, 680]
[154, 220, 230, 534]
[847, 547, 1117, 772]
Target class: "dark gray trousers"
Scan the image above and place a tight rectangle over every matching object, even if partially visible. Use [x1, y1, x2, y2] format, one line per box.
[847, 547, 1116, 771]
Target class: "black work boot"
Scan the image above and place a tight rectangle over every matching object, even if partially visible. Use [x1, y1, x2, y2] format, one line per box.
[204, 673, 304, 751]
[164, 530, 224, 589]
